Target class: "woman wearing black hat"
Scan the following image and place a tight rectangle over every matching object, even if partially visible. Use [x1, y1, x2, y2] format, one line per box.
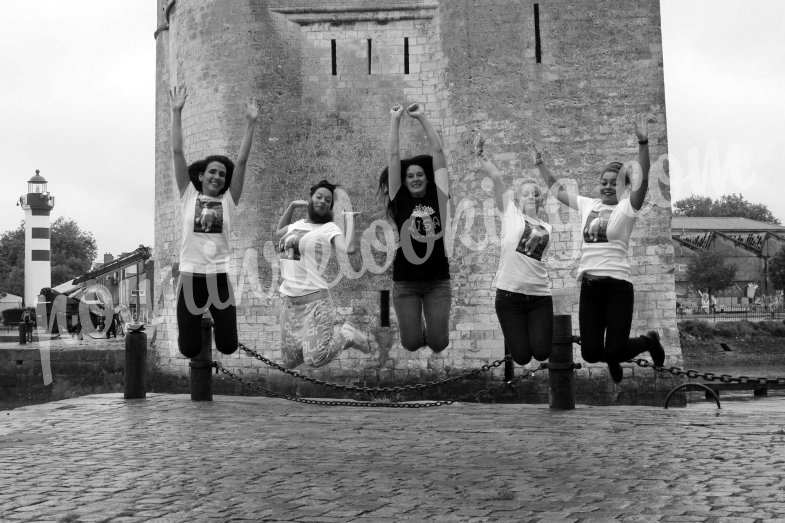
[169, 86, 260, 357]
[275, 180, 370, 368]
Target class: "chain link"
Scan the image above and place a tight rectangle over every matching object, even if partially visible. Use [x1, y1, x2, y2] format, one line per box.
[238, 342, 512, 395]
[213, 361, 545, 408]
[628, 358, 785, 385]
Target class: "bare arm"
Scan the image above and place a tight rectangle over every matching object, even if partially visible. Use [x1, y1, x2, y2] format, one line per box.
[169, 86, 190, 197]
[473, 135, 506, 212]
[276, 200, 307, 236]
[229, 98, 261, 205]
[532, 144, 579, 211]
[387, 104, 405, 201]
[331, 212, 360, 255]
[407, 103, 449, 195]
[628, 117, 652, 211]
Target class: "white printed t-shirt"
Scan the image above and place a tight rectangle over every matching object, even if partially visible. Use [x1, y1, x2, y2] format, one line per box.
[279, 220, 342, 297]
[576, 195, 638, 282]
[492, 197, 552, 296]
[179, 184, 236, 274]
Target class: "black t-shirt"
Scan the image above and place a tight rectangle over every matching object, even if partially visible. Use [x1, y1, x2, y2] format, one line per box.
[391, 183, 450, 281]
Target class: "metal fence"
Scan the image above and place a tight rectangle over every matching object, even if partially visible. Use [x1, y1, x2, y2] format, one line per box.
[677, 307, 785, 323]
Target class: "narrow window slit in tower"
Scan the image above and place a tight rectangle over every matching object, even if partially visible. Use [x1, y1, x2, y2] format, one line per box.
[534, 4, 542, 63]
[380, 290, 390, 327]
[367, 39, 372, 74]
[331, 39, 337, 75]
[404, 37, 410, 74]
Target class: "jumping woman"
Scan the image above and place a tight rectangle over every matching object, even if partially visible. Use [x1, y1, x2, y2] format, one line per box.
[170, 86, 260, 358]
[475, 134, 553, 365]
[533, 117, 665, 382]
[276, 180, 370, 368]
[379, 103, 451, 353]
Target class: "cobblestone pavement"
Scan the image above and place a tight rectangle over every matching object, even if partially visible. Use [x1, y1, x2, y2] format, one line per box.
[1, 394, 785, 522]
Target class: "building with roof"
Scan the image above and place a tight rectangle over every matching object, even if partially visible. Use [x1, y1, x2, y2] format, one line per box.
[672, 216, 785, 301]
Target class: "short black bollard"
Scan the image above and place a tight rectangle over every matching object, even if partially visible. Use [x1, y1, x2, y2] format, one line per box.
[548, 314, 576, 410]
[18, 323, 26, 345]
[189, 317, 213, 401]
[124, 322, 147, 399]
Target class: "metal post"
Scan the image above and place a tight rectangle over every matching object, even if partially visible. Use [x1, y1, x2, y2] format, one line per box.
[18, 323, 26, 345]
[189, 317, 213, 401]
[124, 322, 147, 399]
[549, 314, 575, 410]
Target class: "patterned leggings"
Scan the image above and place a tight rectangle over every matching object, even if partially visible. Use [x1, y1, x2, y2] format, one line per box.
[279, 289, 347, 369]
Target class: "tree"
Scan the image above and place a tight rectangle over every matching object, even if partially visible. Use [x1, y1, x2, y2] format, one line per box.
[769, 247, 785, 292]
[686, 249, 737, 297]
[673, 193, 781, 225]
[0, 217, 98, 297]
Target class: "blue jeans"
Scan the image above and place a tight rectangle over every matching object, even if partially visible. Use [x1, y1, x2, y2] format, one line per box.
[578, 277, 650, 363]
[392, 279, 451, 352]
[495, 290, 553, 365]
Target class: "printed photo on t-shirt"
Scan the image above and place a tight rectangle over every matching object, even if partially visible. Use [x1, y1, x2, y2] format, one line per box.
[515, 221, 550, 261]
[193, 195, 224, 233]
[583, 209, 612, 243]
[406, 203, 442, 242]
[279, 229, 308, 261]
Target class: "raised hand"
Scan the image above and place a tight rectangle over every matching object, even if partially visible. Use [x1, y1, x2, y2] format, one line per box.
[246, 96, 261, 121]
[405, 102, 425, 118]
[169, 86, 188, 112]
[529, 142, 544, 165]
[473, 134, 485, 156]
[390, 104, 405, 119]
[632, 113, 656, 143]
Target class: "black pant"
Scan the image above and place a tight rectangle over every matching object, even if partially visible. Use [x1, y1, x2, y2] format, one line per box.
[495, 290, 553, 365]
[177, 273, 237, 358]
[578, 277, 650, 364]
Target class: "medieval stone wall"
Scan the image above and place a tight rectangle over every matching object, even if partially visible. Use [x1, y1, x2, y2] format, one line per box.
[154, 0, 677, 404]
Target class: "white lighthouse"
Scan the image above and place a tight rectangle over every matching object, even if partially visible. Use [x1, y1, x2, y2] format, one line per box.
[18, 170, 55, 307]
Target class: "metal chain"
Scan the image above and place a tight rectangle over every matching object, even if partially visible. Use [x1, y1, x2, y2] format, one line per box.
[213, 361, 545, 408]
[629, 358, 785, 385]
[238, 342, 513, 395]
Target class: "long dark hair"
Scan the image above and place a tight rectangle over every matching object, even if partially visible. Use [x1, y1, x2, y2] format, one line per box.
[377, 154, 435, 219]
[188, 155, 235, 195]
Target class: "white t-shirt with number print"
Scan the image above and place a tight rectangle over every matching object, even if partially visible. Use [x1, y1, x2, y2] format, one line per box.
[576, 195, 638, 282]
[492, 196, 552, 296]
[279, 219, 342, 297]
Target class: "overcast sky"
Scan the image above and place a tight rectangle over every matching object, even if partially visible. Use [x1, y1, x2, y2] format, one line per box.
[1, 0, 784, 262]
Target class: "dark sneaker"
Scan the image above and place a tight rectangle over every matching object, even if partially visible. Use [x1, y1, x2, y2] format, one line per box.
[607, 361, 623, 383]
[645, 330, 666, 367]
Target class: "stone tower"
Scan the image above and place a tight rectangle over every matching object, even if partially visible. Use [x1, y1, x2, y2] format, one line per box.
[18, 170, 55, 307]
[154, 0, 678, 404]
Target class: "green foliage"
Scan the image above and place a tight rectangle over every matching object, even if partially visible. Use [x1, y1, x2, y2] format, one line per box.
[769, 247, 785, 292]
[685, 249, 736, 296]
[673, 193, 781, 225]
[0, 217, 97, 299]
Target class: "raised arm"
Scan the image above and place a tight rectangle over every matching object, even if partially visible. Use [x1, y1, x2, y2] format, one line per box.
[628, 116, 652, 211]
[532, 144, 578, 211]
[332, 211, 361, 255]
[169, 86, 190, 197]
[276, 200, 307, 236]
[387, 104, 405, 201]
[473, 135, 507, 212]
[229, 97, 261, 205]
[407, 103, 449, 195]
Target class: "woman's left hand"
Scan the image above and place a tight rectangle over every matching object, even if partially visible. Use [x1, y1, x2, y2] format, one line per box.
[246, 97, 261, 121]
[405, 103, 425, 118]
[632, 113, 656, 142]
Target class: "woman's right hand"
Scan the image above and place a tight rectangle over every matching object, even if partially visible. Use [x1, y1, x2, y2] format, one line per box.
[529, 143, 543, 165]
[390, 104, 404, 119]
[405, 103, 424, 118]
[169, 86, 188, 112]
